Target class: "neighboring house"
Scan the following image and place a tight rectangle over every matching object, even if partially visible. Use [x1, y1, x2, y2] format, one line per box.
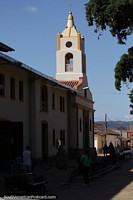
[127, 130, 133, 148]
[94, 123, 106, 153]
[94, 123, 120, 153]
[127, 125, 133, 147]
[127, 130, 133, 147]
[0, 11, 95, 169]
[112, 128, 130, 147]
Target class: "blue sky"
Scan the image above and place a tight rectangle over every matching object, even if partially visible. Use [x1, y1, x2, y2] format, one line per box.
[1, 0, 133, 122]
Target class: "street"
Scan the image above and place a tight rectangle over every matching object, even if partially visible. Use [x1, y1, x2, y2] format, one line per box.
[42, 158, 133, 200]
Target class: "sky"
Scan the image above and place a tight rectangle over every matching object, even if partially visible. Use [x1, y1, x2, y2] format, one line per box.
[1, 0, 133, 122]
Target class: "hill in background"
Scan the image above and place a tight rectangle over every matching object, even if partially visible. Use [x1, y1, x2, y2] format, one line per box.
[96, 121, 133, 130]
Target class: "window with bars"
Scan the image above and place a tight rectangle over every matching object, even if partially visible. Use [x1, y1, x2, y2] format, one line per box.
[0, 74, 5, 96]
[53, 129, 56, 146]
[60, 96, 65, 112]
[80, 118, 82, 132]
[52, 93, 55, 110]
[60, 130, 65, 146]
[41, 84, 48, 112]
[10, 78, 15, 99]
[19, 80, 24, 101]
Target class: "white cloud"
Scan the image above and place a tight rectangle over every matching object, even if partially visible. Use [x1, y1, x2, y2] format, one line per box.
[24, 5, 38, 13]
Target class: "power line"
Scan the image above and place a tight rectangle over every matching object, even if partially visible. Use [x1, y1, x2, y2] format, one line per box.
[93, 92, 127, 95]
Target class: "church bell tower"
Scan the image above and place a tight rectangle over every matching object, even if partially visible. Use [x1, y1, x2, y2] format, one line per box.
[56, 11, 88, 88]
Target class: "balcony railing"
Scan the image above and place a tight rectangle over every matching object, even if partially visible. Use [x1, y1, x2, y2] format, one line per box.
[65, 64, 73, 72]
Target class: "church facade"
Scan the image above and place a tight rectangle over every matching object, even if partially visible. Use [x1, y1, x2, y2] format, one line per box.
[0, 12, 95, 168]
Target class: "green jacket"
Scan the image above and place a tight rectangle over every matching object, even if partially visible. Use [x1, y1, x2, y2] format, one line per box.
[80, 154, 92, 167]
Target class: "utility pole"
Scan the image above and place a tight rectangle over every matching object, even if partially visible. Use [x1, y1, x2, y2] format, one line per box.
[120, 122, 122, 147]
[105, 113, 107, 142]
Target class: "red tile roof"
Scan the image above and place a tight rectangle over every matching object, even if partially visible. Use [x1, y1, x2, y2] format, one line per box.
[59, 80, 79, 88]
[57, 77, 83, 89]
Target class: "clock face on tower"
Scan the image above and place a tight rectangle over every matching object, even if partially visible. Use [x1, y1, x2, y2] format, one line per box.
[66, 41, 72, 48]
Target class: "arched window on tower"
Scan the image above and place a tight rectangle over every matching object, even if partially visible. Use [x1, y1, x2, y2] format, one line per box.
[65, 53, 73, 72]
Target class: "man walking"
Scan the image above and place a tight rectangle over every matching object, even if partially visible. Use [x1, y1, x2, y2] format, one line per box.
[80, 150, 92, 185]
[23, 145, 32, 172]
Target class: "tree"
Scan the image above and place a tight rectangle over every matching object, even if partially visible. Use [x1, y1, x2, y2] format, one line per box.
[85, 0, 133, 108]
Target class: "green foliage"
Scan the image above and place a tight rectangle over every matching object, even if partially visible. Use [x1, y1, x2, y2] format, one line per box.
[115, 47, 133, 108]
[85, 0, 133, 44]
[115, 47, 133, 90]
[129, 89, 133, 108]
[85, 0, 133, 109]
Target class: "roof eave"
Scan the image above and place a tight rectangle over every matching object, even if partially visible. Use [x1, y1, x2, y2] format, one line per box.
[0, 52, 77, 93]
[0, 42, 15, 52]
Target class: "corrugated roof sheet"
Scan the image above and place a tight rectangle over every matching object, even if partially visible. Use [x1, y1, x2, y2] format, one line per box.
[94, 123, 120, 136]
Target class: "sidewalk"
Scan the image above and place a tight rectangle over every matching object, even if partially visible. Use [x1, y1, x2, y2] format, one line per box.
[34, 157, 133, 200]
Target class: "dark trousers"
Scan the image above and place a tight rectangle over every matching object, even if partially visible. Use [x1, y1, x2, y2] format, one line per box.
[82, 166, 90, 184]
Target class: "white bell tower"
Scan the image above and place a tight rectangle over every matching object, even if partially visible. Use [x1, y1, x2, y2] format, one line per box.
[56, 12, 88, 87]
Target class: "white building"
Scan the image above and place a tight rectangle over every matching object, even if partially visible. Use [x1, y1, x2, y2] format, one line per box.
[56, 12, 94, 156]
[0, 12, 95, 169]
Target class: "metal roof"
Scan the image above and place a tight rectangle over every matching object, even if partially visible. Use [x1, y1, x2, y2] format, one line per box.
[94, 123, 120, 136]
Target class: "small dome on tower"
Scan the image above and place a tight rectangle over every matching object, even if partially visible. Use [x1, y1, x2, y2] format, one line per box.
[66, 11, 75, 28]
[68, 12, 73, 20]
[61, 11, 78, 37]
